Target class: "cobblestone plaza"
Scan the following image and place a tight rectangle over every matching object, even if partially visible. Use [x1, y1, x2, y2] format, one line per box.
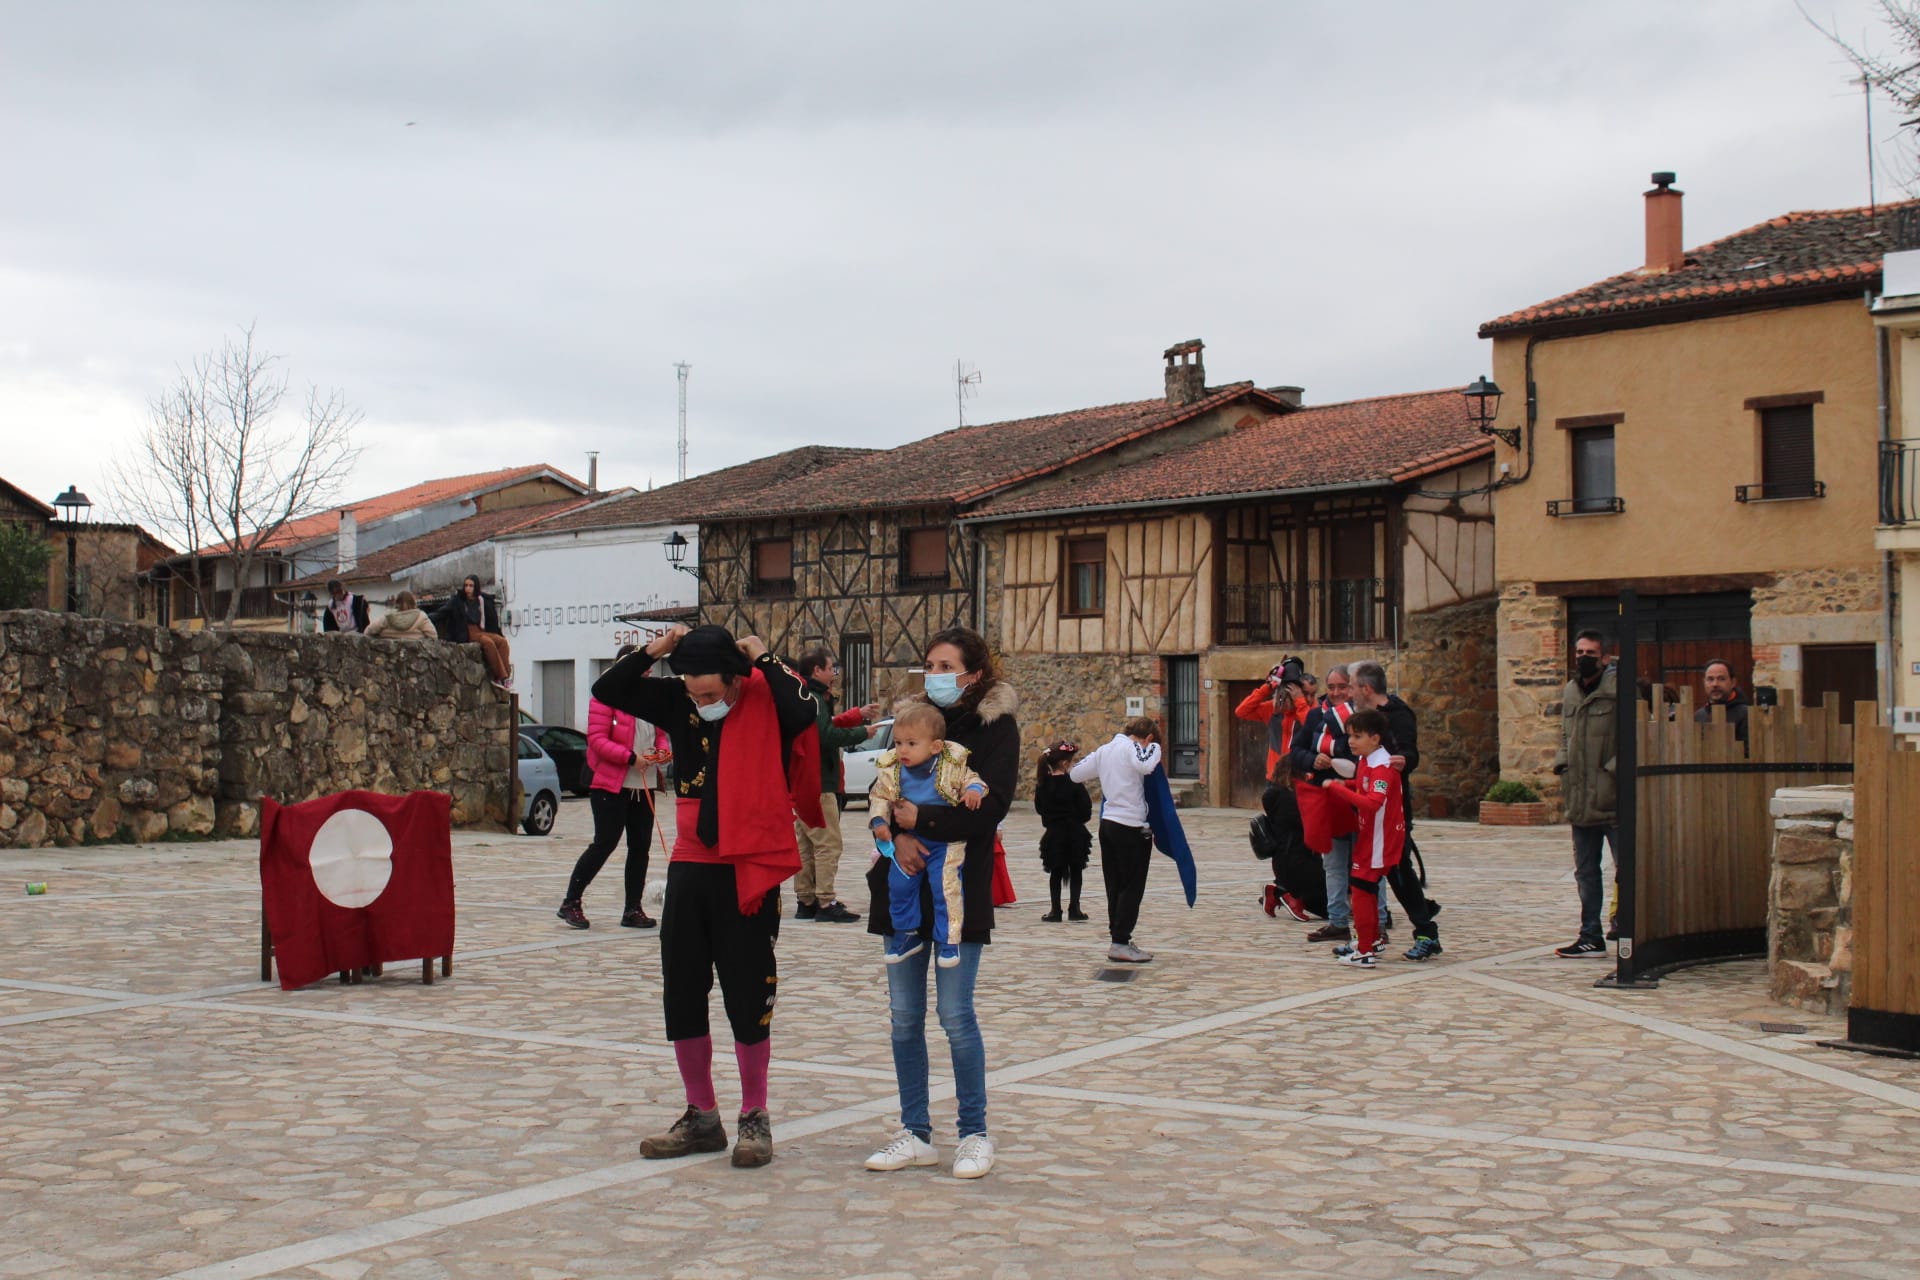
[4, 804, 1918, 1279]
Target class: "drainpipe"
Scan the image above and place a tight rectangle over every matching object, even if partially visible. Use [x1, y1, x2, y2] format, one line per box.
[1878, 302, 1899, 711]
[971, 526, 987, 632]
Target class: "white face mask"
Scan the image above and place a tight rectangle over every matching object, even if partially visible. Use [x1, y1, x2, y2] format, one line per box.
[696, 698, 732, 722]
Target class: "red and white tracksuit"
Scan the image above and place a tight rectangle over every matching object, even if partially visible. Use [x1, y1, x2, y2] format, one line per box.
[1324, 748, 1405, 955]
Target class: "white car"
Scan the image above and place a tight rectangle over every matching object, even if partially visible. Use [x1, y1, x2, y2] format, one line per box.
[838, 718, 893, 810]
[517, 733, 562, 836]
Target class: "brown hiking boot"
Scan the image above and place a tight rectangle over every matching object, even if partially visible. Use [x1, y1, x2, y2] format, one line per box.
[639, 1105, 727, 1159]
[731, 1108, 773, 1168]
[1305, 923, 1350, 943]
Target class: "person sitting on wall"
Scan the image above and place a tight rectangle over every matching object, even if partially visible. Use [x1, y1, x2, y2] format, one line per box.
[1695, 658, 1751, 745]
[364, 590, 438, 641]
[431, 574, 513, 692]
[321, 579, 369, 634]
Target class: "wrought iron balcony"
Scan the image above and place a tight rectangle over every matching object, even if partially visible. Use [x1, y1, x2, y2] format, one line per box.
[1545, 496, 1625, 517]
[1218, 577, 1391, 646]
[1735, 480, 1825, 503]
[1882, 440, 1920, 526]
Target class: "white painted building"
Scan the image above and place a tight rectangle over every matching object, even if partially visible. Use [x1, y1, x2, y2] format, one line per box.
[494, 518, 697, 729]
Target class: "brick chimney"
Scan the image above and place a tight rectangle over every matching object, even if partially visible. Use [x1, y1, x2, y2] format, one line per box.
[1643, 171, 1684, 275]
[1164, 339, 1206, 406]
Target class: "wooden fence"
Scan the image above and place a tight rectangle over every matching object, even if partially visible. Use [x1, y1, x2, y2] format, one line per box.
[1609, 686, 1855, 986]
[1848, 706, 1920, 1054]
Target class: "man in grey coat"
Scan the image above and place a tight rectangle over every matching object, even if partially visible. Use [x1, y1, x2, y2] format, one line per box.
[1552, 629, 1618, 958]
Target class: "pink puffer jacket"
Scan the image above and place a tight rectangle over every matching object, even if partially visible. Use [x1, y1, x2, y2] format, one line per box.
[585, 697, 668, 793]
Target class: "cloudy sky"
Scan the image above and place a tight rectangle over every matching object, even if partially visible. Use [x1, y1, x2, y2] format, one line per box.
[0, 0, 1901, 530]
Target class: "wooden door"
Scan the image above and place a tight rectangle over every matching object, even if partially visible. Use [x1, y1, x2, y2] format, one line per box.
[1225, 680, 1270, 808]
[1801, 644, 1878, 725]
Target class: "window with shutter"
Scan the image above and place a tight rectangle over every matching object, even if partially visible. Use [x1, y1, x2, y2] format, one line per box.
[1760, 404, 1816, 499]
[1571, 427, 1616, 513]
[902, 527, 948, 584]
[752, 539, 794, 593]
[1059, 536, 1106, 617]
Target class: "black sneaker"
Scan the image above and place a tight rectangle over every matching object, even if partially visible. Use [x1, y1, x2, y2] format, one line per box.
[557, 900, 589, 930]
[1604, 924, 1619, 941]
[620, 908, 656, 929]
[1067, 907, 1089, 922]
[794, 901, 818, 920]
[640, 1105, 728, 1159]
[1555, 937, 1608, 958]
[816, 901, 861, 924]
[1404, 936, 1443, 962]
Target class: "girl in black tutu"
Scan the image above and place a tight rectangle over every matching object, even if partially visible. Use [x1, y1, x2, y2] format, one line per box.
[1034, 741, 1092, 922]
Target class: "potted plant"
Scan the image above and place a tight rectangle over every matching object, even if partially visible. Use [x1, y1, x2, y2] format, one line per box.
[1479, 779, 1548, 826]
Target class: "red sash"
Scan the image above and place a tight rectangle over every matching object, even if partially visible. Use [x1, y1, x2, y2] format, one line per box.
[711, 666, 819, 913]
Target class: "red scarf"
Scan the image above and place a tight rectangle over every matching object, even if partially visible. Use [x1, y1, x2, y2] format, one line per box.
[714, 666, 822, 913]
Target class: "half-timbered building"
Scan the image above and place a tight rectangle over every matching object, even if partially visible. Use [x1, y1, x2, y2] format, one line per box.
[689, 342, 1298, 710]
[961, 388, 1501, 813]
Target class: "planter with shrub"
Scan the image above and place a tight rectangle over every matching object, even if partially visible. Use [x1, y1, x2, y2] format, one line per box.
[1479, 779, 1548, 826]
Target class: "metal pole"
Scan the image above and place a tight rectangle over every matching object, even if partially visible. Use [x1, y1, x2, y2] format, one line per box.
[1606, 588, 1643, 988]
[674, 362, 691, 483]
[65, 527, 78, 612]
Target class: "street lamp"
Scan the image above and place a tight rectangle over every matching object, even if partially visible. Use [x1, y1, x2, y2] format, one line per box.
[50, 485, 92, 612]
[663, 530, 698, 577]
[1463, 375, 1518, 449]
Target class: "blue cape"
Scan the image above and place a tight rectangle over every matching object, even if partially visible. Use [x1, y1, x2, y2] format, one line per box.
[1144, 765, 1197, 907]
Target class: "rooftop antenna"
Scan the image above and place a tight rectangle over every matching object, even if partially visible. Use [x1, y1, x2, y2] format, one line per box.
[1852, 70, 1878, 218]
[955, 359, 981, 427]
[673, 362, 691, 482]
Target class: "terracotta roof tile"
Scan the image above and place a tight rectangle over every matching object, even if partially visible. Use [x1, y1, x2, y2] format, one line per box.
[282, 496, 595, 590]
[519, 446, 881, 535]
[688, 383, 1289, 522]
[1480, 199, 1919, 336]
[207, 464, 588, 554]
[962, 388, 1487, 520]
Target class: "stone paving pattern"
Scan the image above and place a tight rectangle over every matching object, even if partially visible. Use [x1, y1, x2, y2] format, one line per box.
[3, 801, 1918, 1278]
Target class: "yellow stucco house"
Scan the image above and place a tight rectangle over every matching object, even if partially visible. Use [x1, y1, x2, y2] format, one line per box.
[1479, 174, 1906, 795]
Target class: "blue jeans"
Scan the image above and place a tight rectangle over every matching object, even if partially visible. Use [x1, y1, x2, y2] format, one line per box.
[885, 941, 986, 1141]
[1321, 836, 1385, 929]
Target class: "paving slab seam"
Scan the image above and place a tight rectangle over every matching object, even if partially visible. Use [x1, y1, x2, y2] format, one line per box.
[0, 981, 266, 1029]
[1457, 970, 1920, 1114]
[179, 998, 905, 1083]
[153, 935, 1510, 1278]
[994, 1082, 1920, 1190]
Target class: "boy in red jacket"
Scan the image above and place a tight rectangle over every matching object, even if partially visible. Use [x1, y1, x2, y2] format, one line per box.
[1321, 709, 1404, 968]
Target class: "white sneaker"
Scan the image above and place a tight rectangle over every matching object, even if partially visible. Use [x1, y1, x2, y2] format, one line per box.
[951, 1131, 996, 1179]
[1107, 942, 1153, 964]
[864, 1129, 937, 1172]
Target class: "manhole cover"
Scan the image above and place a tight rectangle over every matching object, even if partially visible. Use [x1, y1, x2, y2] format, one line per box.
[1095, 968, 1138, 983]
[1759, 1021, 1809, 1035]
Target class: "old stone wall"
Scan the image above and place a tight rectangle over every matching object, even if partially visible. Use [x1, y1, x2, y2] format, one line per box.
[1398, 596, 1500, 819]
[1750, 567, 1883, 696]
[1767, 785, 1854, 1015]
[1494, 582, 1566, 814]
[0, 610, 513, 848]
[996, 651, 1161, 802]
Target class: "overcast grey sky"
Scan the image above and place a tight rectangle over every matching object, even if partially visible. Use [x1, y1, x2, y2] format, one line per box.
[0, 0, 1900, 525]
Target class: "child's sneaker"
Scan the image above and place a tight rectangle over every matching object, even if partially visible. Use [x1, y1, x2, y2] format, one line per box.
[1332, 938, 1387, 958]
[884, 933, 925, 965]
[1336, 948, 1377, 968]
[935, 943, 961, 969]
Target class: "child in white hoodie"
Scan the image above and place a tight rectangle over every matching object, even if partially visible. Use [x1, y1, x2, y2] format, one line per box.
[1069, 717, 1162, 964]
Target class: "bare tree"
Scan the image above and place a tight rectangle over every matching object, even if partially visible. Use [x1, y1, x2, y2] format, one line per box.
[113, 326, 362, 629]
[1804, 1, 1920, 193]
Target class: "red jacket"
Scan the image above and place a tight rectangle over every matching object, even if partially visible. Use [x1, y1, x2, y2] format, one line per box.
[1325, 749, 1405, 874]
[1234, 683, 1306, 782]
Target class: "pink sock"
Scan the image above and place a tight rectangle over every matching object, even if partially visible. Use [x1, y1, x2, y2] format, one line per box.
[673, 1036, 717, 1112]
[735, 1038, 771, 1114]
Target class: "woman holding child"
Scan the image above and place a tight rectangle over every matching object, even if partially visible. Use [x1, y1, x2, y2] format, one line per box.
[863, 626, 1019, 1180]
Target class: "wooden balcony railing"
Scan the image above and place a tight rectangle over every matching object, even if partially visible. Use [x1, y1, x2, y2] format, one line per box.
[1218, 577, 1391, 647]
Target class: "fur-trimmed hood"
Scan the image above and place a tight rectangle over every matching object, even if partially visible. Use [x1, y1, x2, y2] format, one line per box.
[893, 679, 1019, 726]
